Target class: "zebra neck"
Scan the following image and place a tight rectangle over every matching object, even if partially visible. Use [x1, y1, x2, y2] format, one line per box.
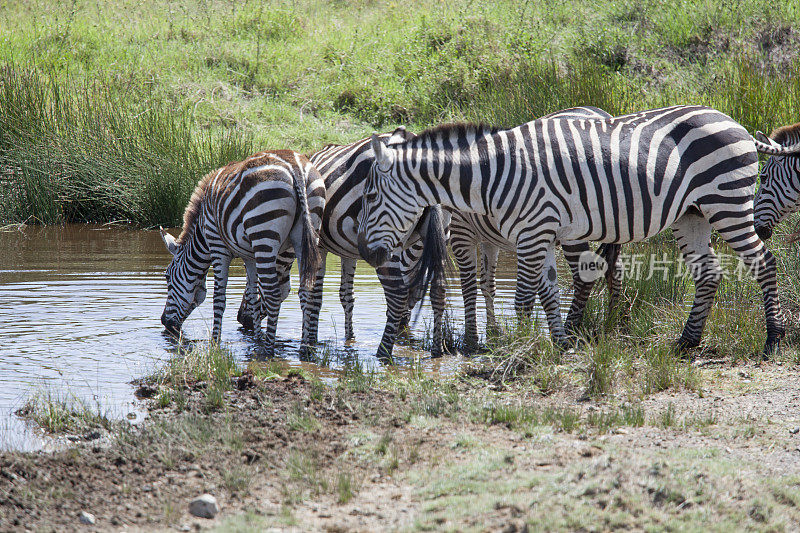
[183, 205, 214, 262]
[403, 128, 512, 217]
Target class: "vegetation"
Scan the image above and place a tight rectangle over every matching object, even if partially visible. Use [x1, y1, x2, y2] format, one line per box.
[1, 0, 800, 225]
[5, 1, 800, 528]
[15, 387, 114, 435]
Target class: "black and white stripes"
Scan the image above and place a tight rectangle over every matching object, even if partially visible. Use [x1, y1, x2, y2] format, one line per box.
[236, 129, 449, 359]
[358, 105, 786, 355]
[160, 150, 325, 353]
[753, 123, 800, 240]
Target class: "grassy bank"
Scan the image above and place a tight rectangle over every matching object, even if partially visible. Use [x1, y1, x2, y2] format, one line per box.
[6, 340, 800, 530]
[1, 0, 800, 225]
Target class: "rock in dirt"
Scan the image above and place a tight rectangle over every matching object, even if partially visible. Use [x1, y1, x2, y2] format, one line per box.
[79, 511, 96, 525]
[189, 494, 219, 519]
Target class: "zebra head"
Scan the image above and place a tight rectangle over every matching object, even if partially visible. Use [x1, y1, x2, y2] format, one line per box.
[753, 124, 800, 240]
[357, 134, 425, 267]
[159, 227, 209, 335]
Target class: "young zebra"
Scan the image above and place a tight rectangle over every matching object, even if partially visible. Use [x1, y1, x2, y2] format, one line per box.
[159, 150, 325, 353]
[236, 130, 449, 359]
[446, 106, 623, 349]
[358, 105, 786, 355]
[752, 123, 800, 240]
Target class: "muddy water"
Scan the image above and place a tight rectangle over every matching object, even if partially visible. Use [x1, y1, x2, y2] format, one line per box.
[0, 225, 550, 450]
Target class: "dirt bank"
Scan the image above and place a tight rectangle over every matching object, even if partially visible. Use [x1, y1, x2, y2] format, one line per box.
[3, 359, 800, 532]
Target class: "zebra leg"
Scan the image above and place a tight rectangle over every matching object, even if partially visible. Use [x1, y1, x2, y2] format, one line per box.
[451, 237, 480, 351]
[288, 227, 316, 350]
[516, 240, 569, 349]
[707, 216, 786, 356]
[237, 258, 260, 331]
[254, 253, 283, 354]
[603, 244, 625, 321]
[301, 250, 326, 345]
[339, 256, 356, 341]
[211, 255, 232, 343]
[480, 243, 500, 338]
[671, 213, 722, 352]
[375, 262, 407, 360]
[562, 241, 596, 334]
[276, 249, 295, 304]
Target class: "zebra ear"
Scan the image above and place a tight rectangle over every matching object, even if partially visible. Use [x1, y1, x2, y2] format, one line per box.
[160, 226, 179, 256]
[755, 131, 777, 147]
[371, 133, 394, 169]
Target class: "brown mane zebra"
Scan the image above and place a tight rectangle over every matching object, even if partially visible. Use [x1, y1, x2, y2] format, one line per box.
[159, 149, 325, 353]
[359, 105, 787, 356]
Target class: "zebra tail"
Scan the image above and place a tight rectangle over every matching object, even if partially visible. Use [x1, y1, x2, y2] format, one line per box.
[597, 243, 622, 289]
[295, 167, 321, 290]
[409, 206, 448, 306]
[753, 132, 800, 155]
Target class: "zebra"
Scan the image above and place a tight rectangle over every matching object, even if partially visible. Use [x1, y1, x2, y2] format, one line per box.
[235, 129, 449, 359]
[752, 123, 800, 240]
[445, 107, 623, 350]
[358, 105, 786, 356]
[159, 149, 325, 354]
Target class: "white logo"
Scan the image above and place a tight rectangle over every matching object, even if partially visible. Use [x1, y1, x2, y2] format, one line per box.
[578, 250, 608, 283]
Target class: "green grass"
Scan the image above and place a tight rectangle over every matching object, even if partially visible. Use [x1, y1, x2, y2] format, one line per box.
[1, 0, 800, 225]
[16, 387, 114, 435]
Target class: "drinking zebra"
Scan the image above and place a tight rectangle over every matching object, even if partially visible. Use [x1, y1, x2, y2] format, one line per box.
[236, 129, 449, 359]
[446, 106, 623, 349]
[358, 105, 786, 355]
[752, 123, 800, 240]
[238, 117, 618, 356]
[159, 149, 325, 353]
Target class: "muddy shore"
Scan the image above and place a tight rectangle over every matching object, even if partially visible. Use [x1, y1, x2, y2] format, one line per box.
[3, 358, 800, 532]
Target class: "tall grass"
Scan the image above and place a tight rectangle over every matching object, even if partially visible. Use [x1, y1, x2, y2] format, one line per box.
[1, 1, 799, 226]
[0, 66, 253, 226]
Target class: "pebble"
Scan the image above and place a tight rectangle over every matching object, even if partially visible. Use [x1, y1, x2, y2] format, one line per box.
[189, 494, 219, 519]
[790, 427, 799, 435]
[79, 511, 96, 525]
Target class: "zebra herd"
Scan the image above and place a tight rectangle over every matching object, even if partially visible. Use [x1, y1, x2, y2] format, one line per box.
[159, 105, 800, 359]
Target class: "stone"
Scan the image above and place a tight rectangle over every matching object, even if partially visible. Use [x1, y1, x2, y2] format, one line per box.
[189, 494, 219, 519]
[79, 511, 96, 525]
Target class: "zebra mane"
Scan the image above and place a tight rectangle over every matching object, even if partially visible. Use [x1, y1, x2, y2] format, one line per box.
[177, 169, 216, 245]
[414, 122, 500, 144]
[770, 122, 800, 147]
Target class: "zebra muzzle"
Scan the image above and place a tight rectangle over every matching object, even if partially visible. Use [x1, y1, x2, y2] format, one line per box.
[357, 234, 390, 267]
[161, 313, 182, 335]
[754, 224, 773, 241]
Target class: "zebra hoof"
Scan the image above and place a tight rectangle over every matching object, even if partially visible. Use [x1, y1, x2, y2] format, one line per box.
[237, 311, 254, 331]
[674, 337, 700, 360]
[298, 344, 317, 361]
[375, 346, 393, 362]
[486, 324, 502, 339]
[763, 338, 781, 359]
[554, 337, 574, 352]
[461, 334, 481, 354]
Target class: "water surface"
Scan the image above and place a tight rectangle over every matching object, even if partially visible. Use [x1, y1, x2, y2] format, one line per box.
[0, 225, 531, 450]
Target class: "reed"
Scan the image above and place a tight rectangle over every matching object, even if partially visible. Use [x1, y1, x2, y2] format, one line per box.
[0, 66, 252, 226]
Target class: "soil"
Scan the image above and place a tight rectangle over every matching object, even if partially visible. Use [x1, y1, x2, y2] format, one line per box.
[2, 363, 800, 532]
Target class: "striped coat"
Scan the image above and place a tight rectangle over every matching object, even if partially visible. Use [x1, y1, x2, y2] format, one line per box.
[359, 105, 786, 355]
[160, 150, 324, 352]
